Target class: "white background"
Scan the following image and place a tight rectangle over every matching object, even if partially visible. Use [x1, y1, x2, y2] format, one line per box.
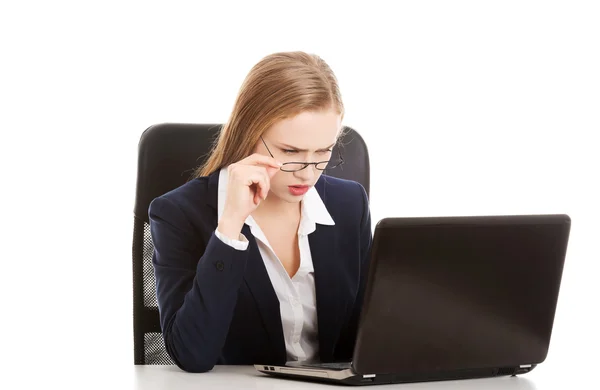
[1, 1, 598, 388]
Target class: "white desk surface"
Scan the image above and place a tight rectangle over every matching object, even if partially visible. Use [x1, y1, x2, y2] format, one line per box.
[130, 365, 543, 390]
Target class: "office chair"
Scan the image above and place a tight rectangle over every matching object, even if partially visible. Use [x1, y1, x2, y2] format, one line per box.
[132, 123, 370, 364]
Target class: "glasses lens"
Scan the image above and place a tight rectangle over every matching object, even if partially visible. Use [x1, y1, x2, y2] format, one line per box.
[316, 159, 343, 170]
[281, 163, 308, 172]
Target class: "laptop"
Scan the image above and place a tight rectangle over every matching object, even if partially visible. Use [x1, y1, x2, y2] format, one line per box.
[255, 214, 571, 385]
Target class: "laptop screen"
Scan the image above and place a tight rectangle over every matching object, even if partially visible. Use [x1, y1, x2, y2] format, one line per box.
[353, 215, 570, 375]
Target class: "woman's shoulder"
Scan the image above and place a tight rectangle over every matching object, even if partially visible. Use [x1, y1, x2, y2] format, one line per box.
[148, 174, 217, 225]
[152, 176, 208, 204]
[316, 175, 369, 221]
[316, 174, 367, 200]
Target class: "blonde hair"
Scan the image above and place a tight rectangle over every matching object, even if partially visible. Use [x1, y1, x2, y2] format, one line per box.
[195, 51, 344, 178]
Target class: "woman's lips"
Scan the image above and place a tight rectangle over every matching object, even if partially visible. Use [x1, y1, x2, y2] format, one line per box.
[288, 185, 310, 196]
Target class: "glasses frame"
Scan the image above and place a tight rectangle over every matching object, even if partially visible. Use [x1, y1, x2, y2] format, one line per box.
[260, 136, 344, 172]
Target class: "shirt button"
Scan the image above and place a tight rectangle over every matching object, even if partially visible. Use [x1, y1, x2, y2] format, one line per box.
[215, 261, 225, 271]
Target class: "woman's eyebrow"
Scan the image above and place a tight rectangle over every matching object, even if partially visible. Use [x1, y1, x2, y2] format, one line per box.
[277, 142, 336, 151]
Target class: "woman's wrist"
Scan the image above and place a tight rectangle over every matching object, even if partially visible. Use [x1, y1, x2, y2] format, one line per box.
[217, 214, 245, 240]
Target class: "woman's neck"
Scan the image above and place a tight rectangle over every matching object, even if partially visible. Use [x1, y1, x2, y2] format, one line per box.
[253, 195, 301, 220]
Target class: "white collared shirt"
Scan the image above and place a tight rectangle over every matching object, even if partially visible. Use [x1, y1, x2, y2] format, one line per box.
[214, 167, 335, 361]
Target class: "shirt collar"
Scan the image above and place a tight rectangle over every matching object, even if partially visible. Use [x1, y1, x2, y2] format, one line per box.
[217, 166, 335, 236]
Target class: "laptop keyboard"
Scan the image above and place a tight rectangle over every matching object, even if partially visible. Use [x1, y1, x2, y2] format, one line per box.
[298, 362, 352, 370]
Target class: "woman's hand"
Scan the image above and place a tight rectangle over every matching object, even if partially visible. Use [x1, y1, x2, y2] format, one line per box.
[217, 154, 281, 240]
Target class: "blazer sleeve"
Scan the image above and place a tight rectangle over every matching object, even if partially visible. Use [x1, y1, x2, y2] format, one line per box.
[148, 195, 250, 372]
[333, 181, 373, 360]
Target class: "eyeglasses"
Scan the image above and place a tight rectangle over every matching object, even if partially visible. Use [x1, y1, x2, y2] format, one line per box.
[260, 136, 344, 172]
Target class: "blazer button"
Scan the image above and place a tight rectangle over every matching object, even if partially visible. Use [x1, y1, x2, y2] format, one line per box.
[215, 261, 225, 271]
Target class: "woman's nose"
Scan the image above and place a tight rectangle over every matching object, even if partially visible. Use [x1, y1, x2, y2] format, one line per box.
[293, 164, 316, 181]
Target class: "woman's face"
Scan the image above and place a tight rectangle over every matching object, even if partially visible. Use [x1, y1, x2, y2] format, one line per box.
[256, 109, 342, 204]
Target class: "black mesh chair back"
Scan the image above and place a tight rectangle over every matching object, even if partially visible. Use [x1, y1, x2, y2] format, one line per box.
[132, 123, 370, 364]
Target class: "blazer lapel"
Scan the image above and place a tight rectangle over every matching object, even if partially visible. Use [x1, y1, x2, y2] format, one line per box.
[240, 223, 287, 363]
[310, 223, 347, 362]
[206, 171, 286, 363]
[205, 171, 219, 215]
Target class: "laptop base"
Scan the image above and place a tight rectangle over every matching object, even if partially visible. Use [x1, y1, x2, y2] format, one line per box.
[254, 364, 536, 386]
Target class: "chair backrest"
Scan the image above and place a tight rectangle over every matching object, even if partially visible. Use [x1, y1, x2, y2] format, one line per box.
[132, 123, 370, 364]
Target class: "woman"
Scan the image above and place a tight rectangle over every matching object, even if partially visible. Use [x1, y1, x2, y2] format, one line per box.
[149, 51, 372, 373]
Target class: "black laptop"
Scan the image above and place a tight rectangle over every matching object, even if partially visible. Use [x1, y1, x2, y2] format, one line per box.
[255, 214, 571, 385]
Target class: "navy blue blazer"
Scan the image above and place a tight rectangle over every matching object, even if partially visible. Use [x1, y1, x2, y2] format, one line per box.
[148, 170, 372, 373]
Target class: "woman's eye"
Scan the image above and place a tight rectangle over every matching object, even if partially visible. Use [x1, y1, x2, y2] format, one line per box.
[281, 148, 331, 155]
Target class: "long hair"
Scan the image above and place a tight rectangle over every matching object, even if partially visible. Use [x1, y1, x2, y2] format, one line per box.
[194, 51, 344, 178]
